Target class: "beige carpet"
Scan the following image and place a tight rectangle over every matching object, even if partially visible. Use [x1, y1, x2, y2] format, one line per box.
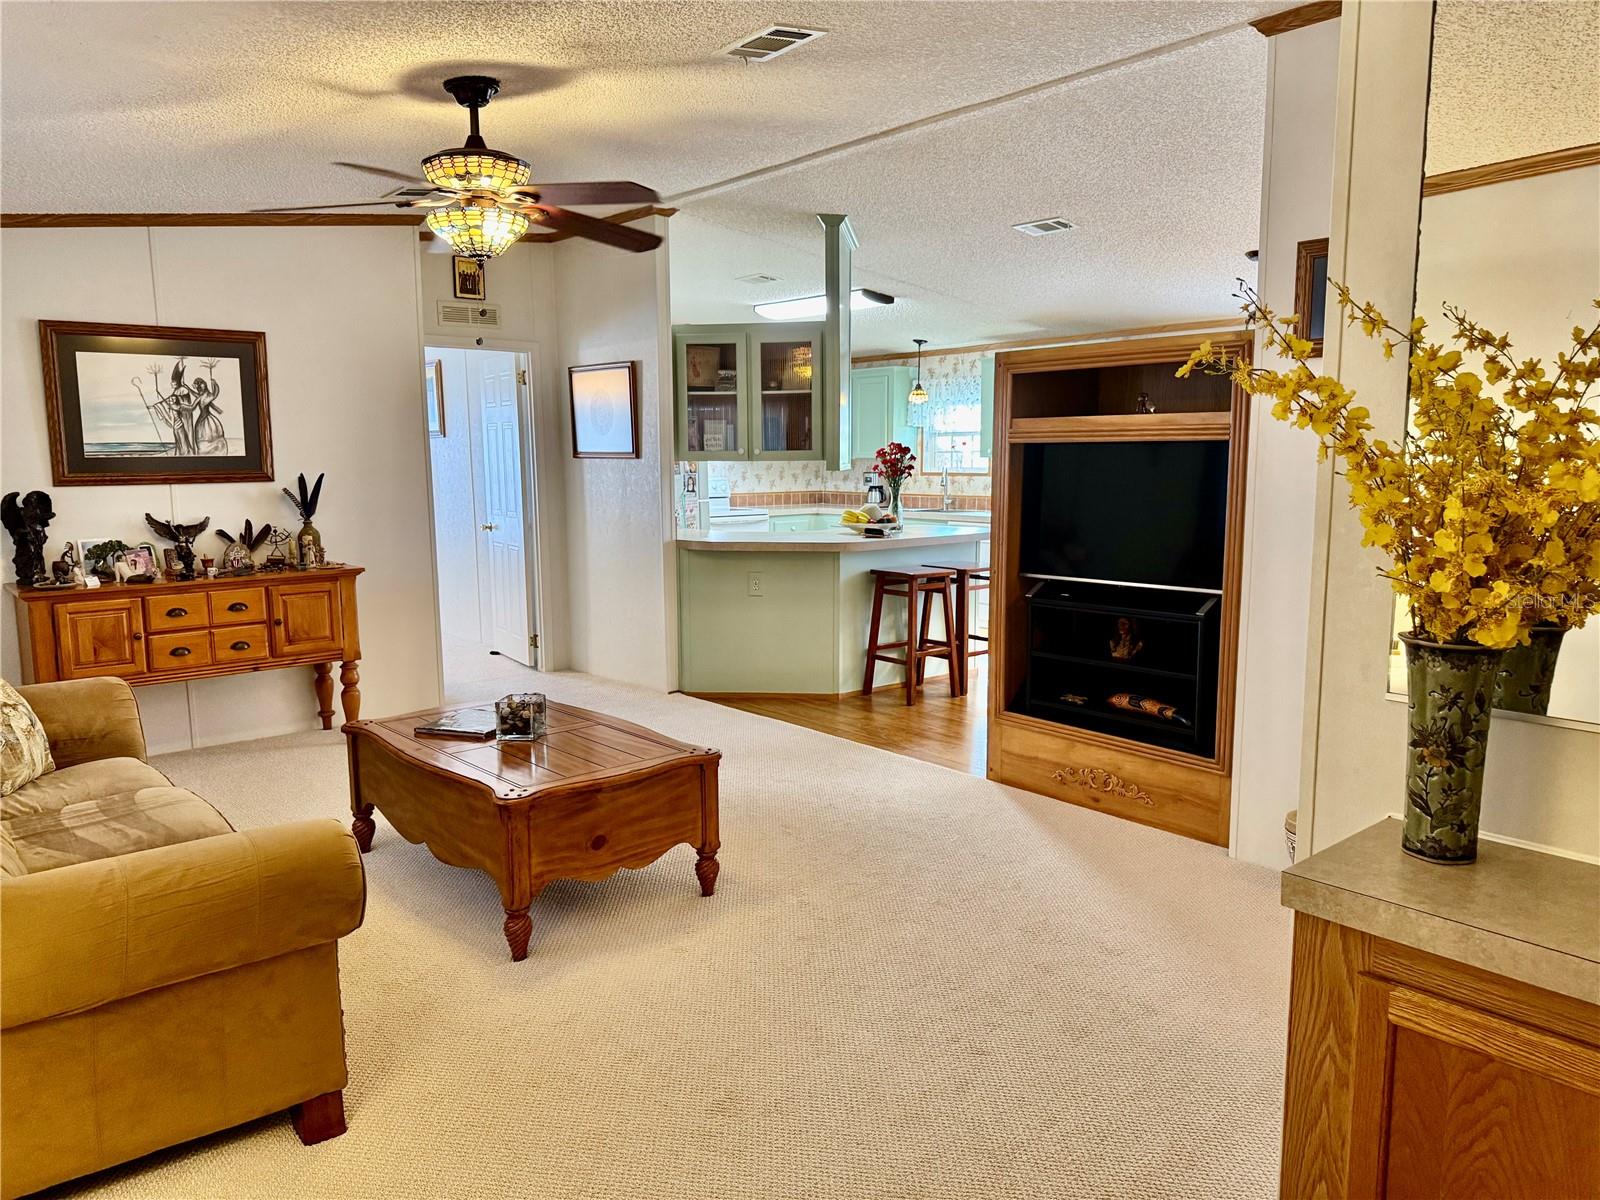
[61, 667, 1292, 1200]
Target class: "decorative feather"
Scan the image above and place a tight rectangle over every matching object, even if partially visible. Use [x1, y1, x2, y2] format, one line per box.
[246, 521, 272, 552]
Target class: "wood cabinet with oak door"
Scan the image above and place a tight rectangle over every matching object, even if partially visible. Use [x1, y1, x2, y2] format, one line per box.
[9, 567, 363, 729]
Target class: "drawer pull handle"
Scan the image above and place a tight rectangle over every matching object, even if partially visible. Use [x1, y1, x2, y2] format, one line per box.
[132, 632, 144, 642]
[227, 601, 250, 612]
[170, 646, 192, 658]
[166, 606, 188, 618]
[230, 640, 251, 652]
[273, 618, 284, 626]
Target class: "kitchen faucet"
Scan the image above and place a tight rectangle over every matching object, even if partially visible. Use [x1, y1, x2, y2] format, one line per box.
[940, 466, 952, 509]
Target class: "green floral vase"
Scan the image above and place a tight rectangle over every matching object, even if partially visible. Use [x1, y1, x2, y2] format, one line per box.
[1492, 624, 1566, 716]
[1400, 633, 1504, 864]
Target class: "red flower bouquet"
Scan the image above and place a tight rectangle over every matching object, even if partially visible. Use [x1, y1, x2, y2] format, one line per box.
[874, 441, 916, 523]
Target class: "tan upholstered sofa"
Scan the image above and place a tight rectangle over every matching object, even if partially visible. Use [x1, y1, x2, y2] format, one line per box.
[0, 678, 365, 1199]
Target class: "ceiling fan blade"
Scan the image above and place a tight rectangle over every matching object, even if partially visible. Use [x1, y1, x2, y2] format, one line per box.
[250, 200, 420, 212]
[334, 161, 428, 185]
[508, 181, 659, 206]
[526, 205, 663, 253]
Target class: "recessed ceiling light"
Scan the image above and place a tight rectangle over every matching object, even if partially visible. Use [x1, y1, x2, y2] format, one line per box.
[722, 26, 827, 63]
[1013, 217, 1077, 237]
[754, 289, 894, 321]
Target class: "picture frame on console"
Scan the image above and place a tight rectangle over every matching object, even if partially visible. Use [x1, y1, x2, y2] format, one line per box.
[39, 320, 273, 486]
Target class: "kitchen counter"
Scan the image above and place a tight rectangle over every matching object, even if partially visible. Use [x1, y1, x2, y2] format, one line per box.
[1282, 817, 1600, 1003]
[678, 522, 988, 553]
[676, 509, 990, 695]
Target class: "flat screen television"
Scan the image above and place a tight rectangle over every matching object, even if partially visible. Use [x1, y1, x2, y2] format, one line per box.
[1019, 440, 1230, 591]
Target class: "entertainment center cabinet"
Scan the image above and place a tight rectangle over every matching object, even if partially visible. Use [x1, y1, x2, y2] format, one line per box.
[987, 332, 1249, 845]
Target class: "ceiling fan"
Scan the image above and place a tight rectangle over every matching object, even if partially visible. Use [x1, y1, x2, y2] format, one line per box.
[256, 75, 662, 259]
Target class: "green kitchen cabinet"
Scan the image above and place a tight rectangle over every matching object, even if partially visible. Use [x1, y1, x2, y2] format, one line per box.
[675, 323, 823, 461]
[847, 365, 915, 464]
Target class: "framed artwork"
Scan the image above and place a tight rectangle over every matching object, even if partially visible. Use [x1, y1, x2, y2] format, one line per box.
[1294, 238, 1329, 357]
[121, 543, 158, 576]
[425, 359, 446, 437]
[39, 321, 272, 486]
[452, 256, 486, 301]
[568, 361, 639, 459]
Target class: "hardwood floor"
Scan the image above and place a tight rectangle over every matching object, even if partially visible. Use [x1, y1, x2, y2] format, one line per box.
[700, 659, 988, 777]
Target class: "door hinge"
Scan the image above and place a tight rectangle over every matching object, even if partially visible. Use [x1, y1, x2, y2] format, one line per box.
[529, 633, 539, 648]
[517, 369, 528, 386]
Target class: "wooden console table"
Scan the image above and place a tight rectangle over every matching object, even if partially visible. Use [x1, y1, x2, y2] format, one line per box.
[8, 566, 363, 728]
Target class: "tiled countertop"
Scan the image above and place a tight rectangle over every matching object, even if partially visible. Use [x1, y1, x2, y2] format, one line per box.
[1282, 818, 1600, 1003]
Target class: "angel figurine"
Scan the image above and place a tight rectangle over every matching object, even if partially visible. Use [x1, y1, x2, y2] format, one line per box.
[145, 513, 211, 580]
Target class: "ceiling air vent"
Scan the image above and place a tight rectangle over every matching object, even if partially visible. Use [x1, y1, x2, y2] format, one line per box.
[722, 26, 826, 63]
[737, 272, 781, 284]
[1013, 217, 1077, 237]
[437, 302, 501, 329]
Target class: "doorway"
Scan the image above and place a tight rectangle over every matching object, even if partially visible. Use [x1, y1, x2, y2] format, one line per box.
[424, 344, 540, 699]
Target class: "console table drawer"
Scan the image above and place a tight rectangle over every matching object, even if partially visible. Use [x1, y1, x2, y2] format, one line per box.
[147, 629, 214, 672]
[209, 586, 267, 626]
[145, 596, 207, 632]
[212, 624, 270, 664]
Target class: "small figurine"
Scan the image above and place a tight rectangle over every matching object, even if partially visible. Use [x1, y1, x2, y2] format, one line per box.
[215, 520, 272, 575]
[282, 472, 325, 568]
[1107, 692, 1191, 726]
[145, 513, 211, 581]
[51, 542, 85, 586]
[2, 490, 55, 585]
[1134, 391, 1156, 414]
[1109, 617, 1144, 662]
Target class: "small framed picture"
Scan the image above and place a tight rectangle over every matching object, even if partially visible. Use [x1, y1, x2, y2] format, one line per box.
[424, 359, 446, 438]
[121, 543, 158, 576]
[452, 256, 485, 301]
[1294, 238, 1329, 357]
[568, 361, 639, 459]
[39, 320, 272, 486]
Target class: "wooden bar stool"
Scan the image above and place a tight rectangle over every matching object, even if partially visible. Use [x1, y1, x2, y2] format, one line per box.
[923, 563, 991, 696]
[862, 568, 958, 705]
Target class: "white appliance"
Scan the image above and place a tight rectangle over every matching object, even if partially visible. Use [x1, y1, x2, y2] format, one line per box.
[705, 465, 769, 526]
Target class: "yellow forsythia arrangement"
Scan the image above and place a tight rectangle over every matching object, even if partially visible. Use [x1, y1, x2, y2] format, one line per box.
[1179, 284, 1600, 649]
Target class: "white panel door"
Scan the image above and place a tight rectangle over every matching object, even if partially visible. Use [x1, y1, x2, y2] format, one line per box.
[471, 352, 532, 663]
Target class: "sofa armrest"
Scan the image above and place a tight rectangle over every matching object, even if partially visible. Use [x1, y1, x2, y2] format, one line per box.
[1, 820, 364, 1030]
[16, 678, 148, 768]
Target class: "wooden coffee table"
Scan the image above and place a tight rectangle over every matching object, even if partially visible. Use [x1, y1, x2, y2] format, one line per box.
[343, 702, 720, 960]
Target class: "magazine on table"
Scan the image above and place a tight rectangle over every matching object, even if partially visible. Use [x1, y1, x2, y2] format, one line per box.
[414, 707, 498, 740]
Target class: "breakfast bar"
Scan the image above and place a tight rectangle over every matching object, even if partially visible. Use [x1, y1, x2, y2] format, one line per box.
[676, 517, 987, 695]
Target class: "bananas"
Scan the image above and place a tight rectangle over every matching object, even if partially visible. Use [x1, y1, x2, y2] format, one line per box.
[841, 509, 870, 525]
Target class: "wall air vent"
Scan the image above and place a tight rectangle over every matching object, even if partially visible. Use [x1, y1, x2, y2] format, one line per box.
[437, 302, 501, 328]
[1013, 217, 1077, 237]
[722, 26, 826, 63]
[736, 272, 781, 284]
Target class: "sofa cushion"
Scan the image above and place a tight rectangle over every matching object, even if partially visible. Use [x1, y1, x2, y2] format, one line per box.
[5, 787, 234, 875]
[1, 757, 171, 821]
[0, 679, 54, 797]
[0, 825, 23, 877]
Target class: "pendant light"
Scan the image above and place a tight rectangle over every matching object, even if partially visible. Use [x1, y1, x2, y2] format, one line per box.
[908, 338, 929, 405]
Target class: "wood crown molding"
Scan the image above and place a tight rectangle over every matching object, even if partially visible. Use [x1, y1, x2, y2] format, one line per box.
[1250, 2, 1341, 37]
[851, 316, 1243, 366]
[1, 206, 679, 234]
[1422, 142, 1600, 197]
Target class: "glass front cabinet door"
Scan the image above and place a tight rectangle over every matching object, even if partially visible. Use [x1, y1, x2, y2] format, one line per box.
[676, 329, 747, 460]
[675, 324, 823, 461]
[751, 331, 822, 459]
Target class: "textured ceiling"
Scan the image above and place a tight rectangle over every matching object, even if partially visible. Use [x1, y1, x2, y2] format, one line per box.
[0, 0, 1296, 353]
[1427, 0, 1600, 174]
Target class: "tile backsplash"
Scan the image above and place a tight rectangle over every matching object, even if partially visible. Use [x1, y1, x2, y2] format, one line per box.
[701, 457, 992, 506]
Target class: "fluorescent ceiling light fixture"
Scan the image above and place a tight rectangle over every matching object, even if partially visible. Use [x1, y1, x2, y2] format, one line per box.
[754, 289, 894, 320]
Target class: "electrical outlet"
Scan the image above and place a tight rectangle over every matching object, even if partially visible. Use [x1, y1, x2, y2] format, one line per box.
[747, 572, 764, 597]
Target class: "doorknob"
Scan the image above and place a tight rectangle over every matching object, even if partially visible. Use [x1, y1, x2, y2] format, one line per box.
[481, 523, 497, 531]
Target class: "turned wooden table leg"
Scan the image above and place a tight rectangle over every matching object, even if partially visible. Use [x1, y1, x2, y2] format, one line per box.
[695, 847, 720, 896]
[503, 907, 533, 961]
[290, 1089, 346, 1145]
[352, 802, 375, 853]
[340, 660, 361, 723]
[313, 662, 335, 729]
